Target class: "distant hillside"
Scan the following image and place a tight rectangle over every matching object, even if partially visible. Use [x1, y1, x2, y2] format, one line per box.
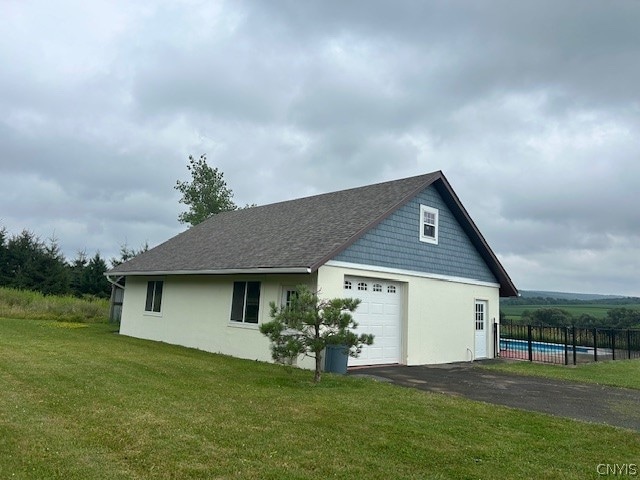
[502, 290, 640, 307]
[518, 290, 627, 301]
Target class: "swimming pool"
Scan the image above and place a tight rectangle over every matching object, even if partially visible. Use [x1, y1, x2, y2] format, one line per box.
[500, 338, 591, 354]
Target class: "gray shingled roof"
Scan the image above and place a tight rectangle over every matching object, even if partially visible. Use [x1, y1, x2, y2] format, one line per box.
[107, 171, 518, 296]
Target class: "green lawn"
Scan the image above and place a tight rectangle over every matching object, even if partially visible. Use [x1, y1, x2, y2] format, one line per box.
[501, 303, 640, 322]
[481, 358, 640, 390]
[1, 318, 639, 479]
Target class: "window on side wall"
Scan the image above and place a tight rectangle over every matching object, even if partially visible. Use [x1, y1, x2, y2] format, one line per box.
[145, 280, 164, 313]
[282, 286, 298, 308]
[230, 281, 261, 324]
[419, 205, 439, 244]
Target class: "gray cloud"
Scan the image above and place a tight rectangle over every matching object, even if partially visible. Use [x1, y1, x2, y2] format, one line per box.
[1, 0, 639, 295]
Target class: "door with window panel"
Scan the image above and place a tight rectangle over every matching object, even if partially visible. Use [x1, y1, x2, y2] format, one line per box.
[474, 300, 488, 358]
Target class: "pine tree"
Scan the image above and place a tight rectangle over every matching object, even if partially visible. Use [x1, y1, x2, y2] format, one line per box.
[260, 285, 373, 383]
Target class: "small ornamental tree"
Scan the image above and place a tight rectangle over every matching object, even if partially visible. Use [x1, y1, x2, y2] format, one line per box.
[259, 285, 374, 383]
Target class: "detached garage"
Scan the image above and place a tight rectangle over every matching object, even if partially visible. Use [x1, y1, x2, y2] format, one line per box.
[107, 171, 517, 369]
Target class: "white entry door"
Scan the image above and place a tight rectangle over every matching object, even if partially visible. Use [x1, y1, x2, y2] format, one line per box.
[344, 276, 402, 366]
[474, 300, 488, 359]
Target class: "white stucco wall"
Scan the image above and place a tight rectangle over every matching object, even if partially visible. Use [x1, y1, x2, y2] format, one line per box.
[317, 264, 500, 365]
[119, 266, 500, 368]
[119, 274, 316, 366]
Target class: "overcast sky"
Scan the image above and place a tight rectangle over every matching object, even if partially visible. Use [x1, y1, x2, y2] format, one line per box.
[1, 1, 639, 296]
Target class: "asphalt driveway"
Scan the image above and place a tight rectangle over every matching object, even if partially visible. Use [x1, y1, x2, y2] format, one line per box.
[350, 361, 640, 431]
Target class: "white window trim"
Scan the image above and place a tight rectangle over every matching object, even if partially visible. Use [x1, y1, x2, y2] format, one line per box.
[281, 286, 297, 308]
[143, 279, 164, 316]
[419, 204, 439, 245]
[229, 281, 261, 325]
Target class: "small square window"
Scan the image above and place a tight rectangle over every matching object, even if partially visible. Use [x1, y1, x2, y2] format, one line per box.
[357, 282, 368, 291]
[344, 280, 352, 290]
[387, 285, 396, 294]
[372, 283, 383, 292]
[419, 205, 439, 244]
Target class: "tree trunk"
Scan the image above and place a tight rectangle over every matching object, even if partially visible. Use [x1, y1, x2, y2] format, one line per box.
[314, 351, 322, 383]
[314, 321, 322, 383]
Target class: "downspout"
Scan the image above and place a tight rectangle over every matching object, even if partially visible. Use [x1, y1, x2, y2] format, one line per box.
[105, 274, 125, 289]
[105, 275, 125, 323]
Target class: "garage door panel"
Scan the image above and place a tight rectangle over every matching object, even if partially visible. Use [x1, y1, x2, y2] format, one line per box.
[383, 348, 400, 363]
[345, 276, 402, 367]
[367, 325, 384, 338]
[370, 302, 384, 314]
[385, 304, 399, 315]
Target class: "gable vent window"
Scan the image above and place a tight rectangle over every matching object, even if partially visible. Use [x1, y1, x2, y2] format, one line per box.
[357, 282, 368, 291]
[344, 280, 352, 290]
[230, 281, 261, 324]
[145, 280, 164, 313]
[387, 285, 396, 294]
[372, 283, 383, 292]
[419, 205, 439, 244]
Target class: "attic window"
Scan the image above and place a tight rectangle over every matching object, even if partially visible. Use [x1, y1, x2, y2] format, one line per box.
[419, 205, 439, 244]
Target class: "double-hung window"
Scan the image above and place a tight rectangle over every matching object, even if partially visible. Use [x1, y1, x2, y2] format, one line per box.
[419, 205, 439, 244]
[145, 280, 164, 313]
[230, 281, 261, 324]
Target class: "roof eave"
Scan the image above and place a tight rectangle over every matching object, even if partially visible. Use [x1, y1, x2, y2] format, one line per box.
[104, 267, 313, 277]
[434, 174, 518, 297]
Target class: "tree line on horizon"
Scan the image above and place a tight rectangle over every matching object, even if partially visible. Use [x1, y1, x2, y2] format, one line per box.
[0, 154, 228, 300]
[501, 295, 640, 306]
[502, 307, 640, 329]
[0, 226, 147, 299]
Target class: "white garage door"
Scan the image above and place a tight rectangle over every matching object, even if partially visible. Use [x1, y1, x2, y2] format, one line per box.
[344, 276, 402, 366]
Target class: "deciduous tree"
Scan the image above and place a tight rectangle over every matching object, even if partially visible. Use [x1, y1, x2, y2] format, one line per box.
[175, 154, 237, 226]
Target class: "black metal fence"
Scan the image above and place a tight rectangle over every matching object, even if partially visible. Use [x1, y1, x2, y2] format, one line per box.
[498, 322, 640, 365]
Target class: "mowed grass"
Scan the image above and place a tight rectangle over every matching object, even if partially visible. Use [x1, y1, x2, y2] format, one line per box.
[482, 358, 640, 390]
[501, 303, 640, 322]
[1, 319, 639, 480]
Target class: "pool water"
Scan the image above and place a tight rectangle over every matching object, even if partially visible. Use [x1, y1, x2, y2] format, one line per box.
[500, 338, 590, 354]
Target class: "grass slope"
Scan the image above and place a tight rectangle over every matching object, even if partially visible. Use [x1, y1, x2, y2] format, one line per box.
[1, 317, 638, 479]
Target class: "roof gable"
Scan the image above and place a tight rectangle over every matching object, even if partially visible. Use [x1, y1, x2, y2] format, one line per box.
[108, 171, 517, 296]
[333, 183, 498, 284]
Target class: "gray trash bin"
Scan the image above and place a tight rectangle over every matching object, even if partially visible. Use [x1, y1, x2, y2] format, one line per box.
[324, 344, 349, 374]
